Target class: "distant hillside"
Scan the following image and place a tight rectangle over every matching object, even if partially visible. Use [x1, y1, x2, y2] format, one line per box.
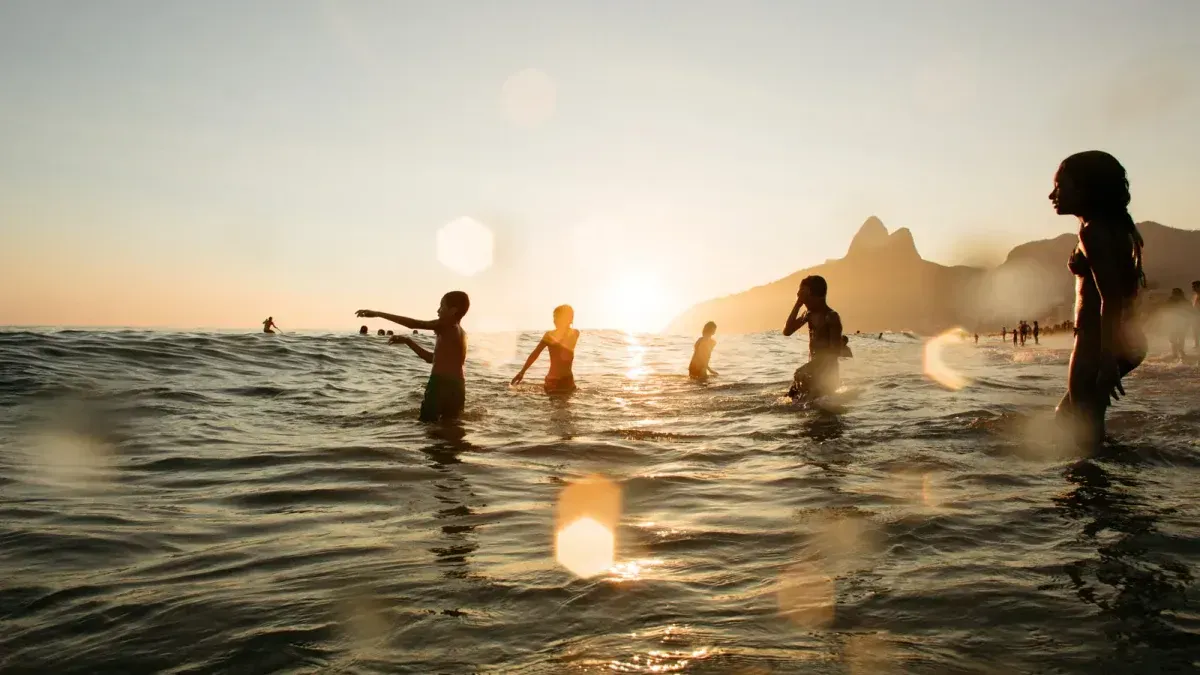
[666, 218, 1200, 335]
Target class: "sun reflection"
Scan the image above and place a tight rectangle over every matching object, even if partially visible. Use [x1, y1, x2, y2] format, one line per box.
[625, 331, 648, 380]
[923, 328, 970, 390]
[609, 558, 663, 582]
[555, 475, 622, 578]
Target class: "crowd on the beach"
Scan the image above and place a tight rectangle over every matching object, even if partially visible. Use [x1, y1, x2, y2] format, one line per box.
[261, 151, 1196, 449]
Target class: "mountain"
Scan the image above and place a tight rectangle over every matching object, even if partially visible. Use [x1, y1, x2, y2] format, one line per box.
[666, 218, 1200, 335]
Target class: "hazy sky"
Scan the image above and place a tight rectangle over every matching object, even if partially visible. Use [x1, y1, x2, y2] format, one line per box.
[2, 0, 1198, 332]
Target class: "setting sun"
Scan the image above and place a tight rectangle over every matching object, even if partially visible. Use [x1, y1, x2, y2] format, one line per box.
[601, 272, 675, 334]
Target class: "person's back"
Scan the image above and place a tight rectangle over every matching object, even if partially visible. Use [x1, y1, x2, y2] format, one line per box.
[689, 322, 718, 379]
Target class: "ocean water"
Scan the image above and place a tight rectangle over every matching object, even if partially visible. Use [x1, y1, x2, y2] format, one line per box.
[0, 328, 1197, 674]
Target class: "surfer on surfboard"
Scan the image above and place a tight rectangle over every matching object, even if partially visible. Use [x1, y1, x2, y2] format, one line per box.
[783, 275, 844, 402]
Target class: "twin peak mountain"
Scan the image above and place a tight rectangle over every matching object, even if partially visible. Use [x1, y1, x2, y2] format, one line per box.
[666, 216, 1199, 335]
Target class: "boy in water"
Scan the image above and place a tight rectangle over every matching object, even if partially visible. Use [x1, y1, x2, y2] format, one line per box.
[783, 275, 844, 400]
[356, 291, 470, 422]
[688, 321, 720, 379]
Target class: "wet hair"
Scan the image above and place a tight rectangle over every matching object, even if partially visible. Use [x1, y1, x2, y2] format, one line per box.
[359, 325, 368, 334]
[801, 275, 828, 297]
[1058, 151, 1144, 287]
[553, 304, 574, 325]
[1192, 280, 1200, 291]
[377, 329, 385, 336]
[702, 321, 717, 336]
[386, 330, 394, 335]
[442, 291, 470, 318]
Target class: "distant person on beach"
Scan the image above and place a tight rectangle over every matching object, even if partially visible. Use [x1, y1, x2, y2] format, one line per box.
[1033, 321, 1040, 345]
[359, 325, 369, 335]
[1013, 329, 1018, 346]
[262, 317, 279, 334]
[1002, 327, 1007, 340]
[975, 333, 979, 344]
[511, 304, 580, 394]
[356, 291, 470, 422]
[1049, 150, 1147, 447]
[688, 321, 720, 380]
[1167, 288, 1188, 361]
[1192, 281, 1200, 349]
[783, 275, 843, 401]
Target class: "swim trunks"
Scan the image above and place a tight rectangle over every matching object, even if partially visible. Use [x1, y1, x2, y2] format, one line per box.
[419, 374, 466, 422]
[544, 374, 576, 394]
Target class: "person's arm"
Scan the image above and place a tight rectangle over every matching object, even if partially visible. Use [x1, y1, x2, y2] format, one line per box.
[1079, 225, 1128, 400]
[356, 309, 438, 331]
[389, 334, 434, 363]
[827, 313, 844, 355]
[783, 297, 808, 336]
[511, 336, 549, 385]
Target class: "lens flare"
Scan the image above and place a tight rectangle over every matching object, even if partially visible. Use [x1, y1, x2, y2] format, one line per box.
[777, 561, 835, 629]
[436, 217, 493, 277]
[923, 328, 970, 391]
[554, 475, 622, 578]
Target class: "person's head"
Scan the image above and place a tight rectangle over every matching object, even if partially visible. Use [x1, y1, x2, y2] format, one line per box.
[702, 321, 717, 337]
[799, 275, 828, 305]
[1034, 320, 1039, 326]
[842, 335, 849, 345]
[359, 325, 368, 335]
[438, 291, 470, 322]
[1171, 287, 1184, 298]
[387, 330, 394, 336]
[377, 329, 385, 336]
[267, 316, 273, 322]
[1192, 280, 1200, 293]
[1049, 151, 1130, 218]
[553, 304, 575, 329]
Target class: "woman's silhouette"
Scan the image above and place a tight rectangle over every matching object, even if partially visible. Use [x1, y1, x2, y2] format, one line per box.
[511, 305, 580, 394]
[1049, 151, 1147, 447]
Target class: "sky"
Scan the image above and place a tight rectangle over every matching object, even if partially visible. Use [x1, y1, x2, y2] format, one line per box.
[2, 0, 1199, 333]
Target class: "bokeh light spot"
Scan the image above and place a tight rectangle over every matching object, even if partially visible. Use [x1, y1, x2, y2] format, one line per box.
[554, 475, 622, 578]
[436, 217, 493, 277]
[777, 561, 836, 629]
[501, 68, 557, 128]
[923, 328, 970, 391]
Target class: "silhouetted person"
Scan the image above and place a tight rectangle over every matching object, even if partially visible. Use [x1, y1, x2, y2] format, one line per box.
[1013, 329, 1018, 346]
[512, 304, 579, 393]
[1050, 151, 1147, 447]
[359, 325, 369, 335]
[1192, 280, 1200, 349]
[377, 329, 386, 336]
[974, 333, 979, 344]
[784, 275, 843, 401]
[1167, 288, 1188, 361]
[356, 291, 471, 422]
[840, 335, 853, 358]
[387, 330, 394, 336]
[1002, 327, 1007, 340]
[689, 321, 719, 380]
[1033, 321, 1040, 344]
[262, 316, 279, 334]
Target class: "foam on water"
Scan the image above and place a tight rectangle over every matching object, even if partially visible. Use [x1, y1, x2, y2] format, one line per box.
[0, 329, 1197, 673]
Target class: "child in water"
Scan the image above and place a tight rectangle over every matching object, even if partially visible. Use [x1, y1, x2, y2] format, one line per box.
[783, 275, 844, 401]
[511, 304, 579, 393]
[356, 291, 470, 422]
[688, 322, 720, 379]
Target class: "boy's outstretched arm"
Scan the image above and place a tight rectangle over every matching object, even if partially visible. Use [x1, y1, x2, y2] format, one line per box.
[783, 296, 808, 336]
[511, 338, 548, 385]
[356, 309, 439, 331]
[389, 334, 434, 363]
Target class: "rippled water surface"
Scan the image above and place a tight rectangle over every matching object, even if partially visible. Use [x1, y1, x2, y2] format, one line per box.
[1, 329, 1197, 674]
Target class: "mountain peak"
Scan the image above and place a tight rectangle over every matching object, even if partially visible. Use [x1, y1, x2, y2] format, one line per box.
[846, 216, 889, 257]
[888, 227, 920, 260]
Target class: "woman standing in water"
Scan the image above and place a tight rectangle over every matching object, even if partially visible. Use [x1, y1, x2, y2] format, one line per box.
[511, 305, 579, 394]
[1049, 151, 1147, 446]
